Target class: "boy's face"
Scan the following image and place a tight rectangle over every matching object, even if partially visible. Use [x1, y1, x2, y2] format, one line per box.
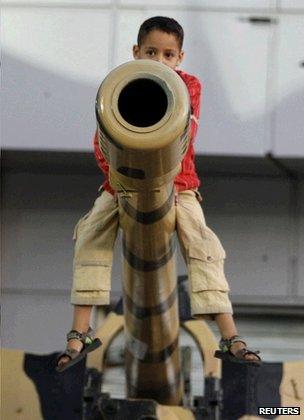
[133, 29, 184, 70]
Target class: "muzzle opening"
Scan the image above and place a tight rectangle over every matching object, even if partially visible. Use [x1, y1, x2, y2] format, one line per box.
[118, 78, 168, 128]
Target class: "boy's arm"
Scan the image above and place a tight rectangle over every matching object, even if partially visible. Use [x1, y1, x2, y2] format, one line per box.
[188, 76, 202, 139]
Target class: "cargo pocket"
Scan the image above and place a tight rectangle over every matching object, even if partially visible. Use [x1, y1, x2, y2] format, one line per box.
[187, 227, 229, 292]
[73, 262, 111, 293]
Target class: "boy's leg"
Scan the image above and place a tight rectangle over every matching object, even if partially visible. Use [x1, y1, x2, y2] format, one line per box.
[176, 190, 232, 317]
[58, 190, 119, 369]
[176, 190, 260, 362]
[71, 190, 119, 305]
[58, 305, 93, 368]
[196, 313, 258, 361]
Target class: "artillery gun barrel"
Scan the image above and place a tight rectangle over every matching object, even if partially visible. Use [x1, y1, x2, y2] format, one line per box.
[96, 60, 191, 405]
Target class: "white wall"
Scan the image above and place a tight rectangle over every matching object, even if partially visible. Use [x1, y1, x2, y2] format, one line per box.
[2, 0, 304, 156]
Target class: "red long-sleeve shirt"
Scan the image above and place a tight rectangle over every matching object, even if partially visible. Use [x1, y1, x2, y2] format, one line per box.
[94, 69, 202, 194]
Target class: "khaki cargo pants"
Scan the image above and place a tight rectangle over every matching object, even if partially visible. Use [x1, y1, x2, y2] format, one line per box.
[71, 189, 232, 317]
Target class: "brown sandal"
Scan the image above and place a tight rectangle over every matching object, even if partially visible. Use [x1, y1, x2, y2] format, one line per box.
[56, 327, 102, 373]
[214, 335, 262, 366]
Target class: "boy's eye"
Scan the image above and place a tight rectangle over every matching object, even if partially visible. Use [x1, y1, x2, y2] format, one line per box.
[165, 52, 175, 59]
[146, 50, 155, 56]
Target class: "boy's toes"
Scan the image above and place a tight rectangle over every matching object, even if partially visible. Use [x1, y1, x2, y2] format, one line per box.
[243, 352, 259, 362]
[230, 341, 261, 363]
[56, 339, 83, 370]
[57, 355, 70, 367]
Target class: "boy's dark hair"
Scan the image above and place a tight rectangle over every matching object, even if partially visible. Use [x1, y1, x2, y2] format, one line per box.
[137, 16, 184, 49]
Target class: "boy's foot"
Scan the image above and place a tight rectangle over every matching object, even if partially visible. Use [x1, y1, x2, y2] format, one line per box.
[229, 340, 260, 362]
[56, 328, 102, 373]
[57, 339, 83, 369]
[214, 335, 262, 366]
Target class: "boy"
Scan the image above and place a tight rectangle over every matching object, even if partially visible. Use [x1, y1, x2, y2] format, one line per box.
[57, 16, 261, 371]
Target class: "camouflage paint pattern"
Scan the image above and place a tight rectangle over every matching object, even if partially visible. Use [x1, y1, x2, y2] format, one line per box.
[96, 60, 190, 405]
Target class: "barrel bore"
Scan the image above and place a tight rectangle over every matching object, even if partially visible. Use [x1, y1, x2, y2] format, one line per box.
[118, 78, 168, 127]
